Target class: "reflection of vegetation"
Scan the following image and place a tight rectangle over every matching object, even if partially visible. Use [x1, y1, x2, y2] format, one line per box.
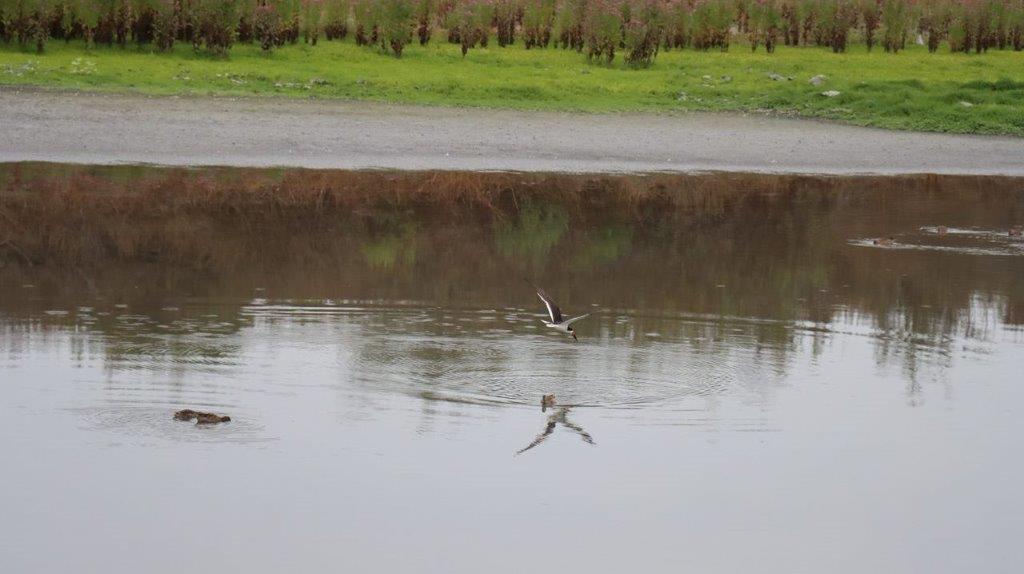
[362, 223, 417, 270]
[572, 225, 633, 270]
[494, 204, 567, 268]
[4, 162, 1024, 362]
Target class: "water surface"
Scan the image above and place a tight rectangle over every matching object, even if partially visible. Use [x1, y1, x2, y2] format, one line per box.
[1, 166, 1023, 572]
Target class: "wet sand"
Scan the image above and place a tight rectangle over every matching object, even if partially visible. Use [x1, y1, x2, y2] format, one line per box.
[2, 88, 1023, 175]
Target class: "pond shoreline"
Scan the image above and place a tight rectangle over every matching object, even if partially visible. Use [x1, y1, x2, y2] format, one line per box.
[3, 88, 1024, 176]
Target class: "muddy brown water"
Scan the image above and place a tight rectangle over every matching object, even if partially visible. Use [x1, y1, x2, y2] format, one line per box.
[1, 164, 1023, 572]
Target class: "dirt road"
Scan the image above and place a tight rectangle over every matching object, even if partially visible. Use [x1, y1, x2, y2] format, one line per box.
[2, 88, 1022, 175]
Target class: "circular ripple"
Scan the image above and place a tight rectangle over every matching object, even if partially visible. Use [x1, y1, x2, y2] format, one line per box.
[343, 311, 769, 410]
[73, 404, 271, 444]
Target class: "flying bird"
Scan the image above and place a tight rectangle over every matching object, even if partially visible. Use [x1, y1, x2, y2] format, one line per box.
[529, 283, 590, 341]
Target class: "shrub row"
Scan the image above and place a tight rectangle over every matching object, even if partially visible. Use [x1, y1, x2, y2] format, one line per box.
[2, 0, 1023, 63]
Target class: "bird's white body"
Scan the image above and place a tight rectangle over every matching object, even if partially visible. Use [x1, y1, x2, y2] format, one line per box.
[541, 317, 588, 333]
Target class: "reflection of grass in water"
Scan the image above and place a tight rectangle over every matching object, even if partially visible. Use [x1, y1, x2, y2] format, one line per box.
[573, 225, 633, 270]
[362, 224, 417, 270]
[494, 204, 568, 268]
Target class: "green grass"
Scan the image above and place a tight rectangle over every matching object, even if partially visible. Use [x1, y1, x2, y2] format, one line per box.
[2, 38, 1024, 135]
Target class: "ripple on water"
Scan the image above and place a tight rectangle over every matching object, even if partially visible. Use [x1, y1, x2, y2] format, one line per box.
[343, 312, 767, 410]
[73, 404, 272, 444]
[19, 296, 984, 441]
[851, 226, 1024, 257]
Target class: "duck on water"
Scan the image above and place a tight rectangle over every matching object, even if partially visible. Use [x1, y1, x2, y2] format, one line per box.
[174, 409, 231, 425]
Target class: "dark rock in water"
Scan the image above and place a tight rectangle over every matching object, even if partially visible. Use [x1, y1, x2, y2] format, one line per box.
[873, 237, 895, 247]
[1010, 225, 1023, 237]
[174, 409, 230, 424]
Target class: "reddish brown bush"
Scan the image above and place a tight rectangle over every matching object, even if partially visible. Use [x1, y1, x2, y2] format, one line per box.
[494, 0, 516, 46]
[522, 0, 555, 47]
[254, 1, 283, 49]
[623, 0, 666, 66]
[584, 0, 621, 62]
[324, 0, 349, 39]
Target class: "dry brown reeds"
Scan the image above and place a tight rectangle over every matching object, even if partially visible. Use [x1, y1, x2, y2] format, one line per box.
[2, 163, 1021, 269]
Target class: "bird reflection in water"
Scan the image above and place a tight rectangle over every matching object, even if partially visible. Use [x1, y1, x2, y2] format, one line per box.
[516, 395, 596, 455]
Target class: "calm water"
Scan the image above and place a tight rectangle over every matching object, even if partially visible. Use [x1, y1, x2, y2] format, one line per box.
[1, 167, 1023, 572]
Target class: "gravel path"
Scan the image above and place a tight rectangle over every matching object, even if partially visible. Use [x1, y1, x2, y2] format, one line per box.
[3, 88, 1023, 175]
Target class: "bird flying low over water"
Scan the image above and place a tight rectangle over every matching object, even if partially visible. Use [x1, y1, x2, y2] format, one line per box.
[529, 282, 590, 341]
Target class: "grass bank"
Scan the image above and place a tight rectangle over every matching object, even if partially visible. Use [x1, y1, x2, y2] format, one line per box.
[1, 39, 1023, 135]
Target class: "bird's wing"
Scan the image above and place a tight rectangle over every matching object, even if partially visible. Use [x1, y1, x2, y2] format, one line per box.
[561, 417, 596, 446]
[534, 287, 563, 323]
[515, 420, 557, 456]
[562, 313, 590, 327]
